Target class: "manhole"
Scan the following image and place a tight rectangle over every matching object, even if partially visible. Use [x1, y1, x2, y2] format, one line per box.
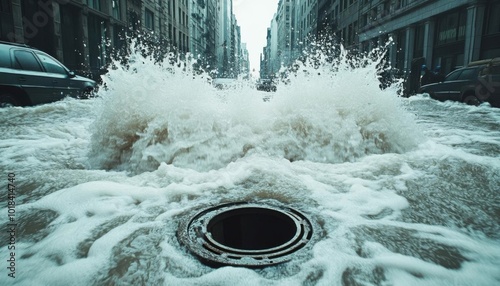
[177, 202, 314, 267]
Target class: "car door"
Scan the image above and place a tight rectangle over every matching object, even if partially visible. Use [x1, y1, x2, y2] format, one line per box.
[455, 68, 479, 101]
[11, 49, 58, 105]
[35, 52, 80, 99]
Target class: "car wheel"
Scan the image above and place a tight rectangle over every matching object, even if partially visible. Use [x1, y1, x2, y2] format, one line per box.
[0, 94, 20, 108]
[463, 94, 480, 106]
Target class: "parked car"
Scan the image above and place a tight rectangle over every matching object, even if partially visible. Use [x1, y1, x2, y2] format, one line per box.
[256, 79, 277, 92]
[0, 41, 97, 107]
[419, 58, 500, 107]
[212, 78, 241, 90]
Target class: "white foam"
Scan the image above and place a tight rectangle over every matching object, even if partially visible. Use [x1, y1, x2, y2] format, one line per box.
[88, 45, 424, 173]
[1, 44, 499, 285]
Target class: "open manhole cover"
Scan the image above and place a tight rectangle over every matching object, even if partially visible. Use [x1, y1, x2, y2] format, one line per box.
[177, 202, 314, 267]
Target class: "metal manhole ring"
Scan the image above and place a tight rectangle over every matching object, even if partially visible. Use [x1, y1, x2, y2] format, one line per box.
[177, 202, 314, 267]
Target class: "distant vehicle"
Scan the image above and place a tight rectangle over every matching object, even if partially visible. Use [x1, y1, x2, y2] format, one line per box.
[0, 41, 97, 107]
[256, 79, 277, 92]
[212, 78, 241, 90]
[419, 58, 500, 107]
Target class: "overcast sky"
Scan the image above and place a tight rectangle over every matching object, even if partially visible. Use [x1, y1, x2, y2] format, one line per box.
[233, 0, 279, 78]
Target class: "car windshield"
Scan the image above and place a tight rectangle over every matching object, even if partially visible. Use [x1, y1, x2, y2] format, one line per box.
[445, 69, 462, 81]
[36, 52, 67, 74]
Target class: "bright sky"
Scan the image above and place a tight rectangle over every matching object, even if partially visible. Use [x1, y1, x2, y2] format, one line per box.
[233, 0, 279, 79]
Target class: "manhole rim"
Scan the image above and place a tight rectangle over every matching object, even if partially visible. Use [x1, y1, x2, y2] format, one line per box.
[177, 201, 315, 267]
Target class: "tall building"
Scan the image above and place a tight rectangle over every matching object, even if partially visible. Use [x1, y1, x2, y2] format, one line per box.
[0, 0, 245, 79]
[189, 0, 206, 57]
[240, 42, 250, 78]
[230, 14, 239, 77]
[261, 0, 500, 81]
[294, 0, 318, 49]
[260, 15, 280, 79]
[0, 0, 130, 78]
[216, 0, 231, 76]
[189, 0, 219, 73]
[167, 0, 189, 53]
[276, 0, 294, 68]
[260, 28, 272, 79]
[358, 0, 500, 76]
[317, 0, 338, 37]
[213, 0, 241, 78]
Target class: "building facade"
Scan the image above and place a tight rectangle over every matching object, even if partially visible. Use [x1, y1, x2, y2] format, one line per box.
[358, 0, 500, 76]
[260, 14, 280, 79]
[0, 0, 245, 79]
[189, 0, 206, 57]
[240, 42, 249, 78]
[261, 0, 500, 81]
[276, 0, 294, 68]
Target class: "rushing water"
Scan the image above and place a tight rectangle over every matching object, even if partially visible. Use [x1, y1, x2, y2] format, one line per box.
[1, 49, 499, 286]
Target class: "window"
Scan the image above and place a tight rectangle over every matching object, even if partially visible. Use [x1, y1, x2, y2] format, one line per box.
[36, 53, 66, 74]
[382, 0, 390, 16]
[88, 0, 101, 11]
[13, 50, 42, 71]
[145, 8, 154, 31]
[112, 0, 121, 20]
[0, 1, 13, 41]
[437, 11, 466, 45]
[129, 11, 138, 30]
[445, 70, 462, 81]
[486, 4, 500, 35]
[457, 68, 477, 80]
[173, 0, 176, 19]
[361, 13, 368, 27]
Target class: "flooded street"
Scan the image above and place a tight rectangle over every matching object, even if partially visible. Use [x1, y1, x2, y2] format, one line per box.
[1, 53, 499, 286]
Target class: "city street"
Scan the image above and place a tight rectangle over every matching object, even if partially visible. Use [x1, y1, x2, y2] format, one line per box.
[1, 49, 500, 284]
[1, 0, 500, 285]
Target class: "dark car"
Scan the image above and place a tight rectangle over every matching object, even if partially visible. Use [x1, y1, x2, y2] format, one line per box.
[0, 41, 97, 107]
[256, 79, 277, 92]
[419, 58, 500, 107]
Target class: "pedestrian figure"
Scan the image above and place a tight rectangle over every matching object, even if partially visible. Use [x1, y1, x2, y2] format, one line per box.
[434, 65, 445, 82]
[421, 65, 434, 86]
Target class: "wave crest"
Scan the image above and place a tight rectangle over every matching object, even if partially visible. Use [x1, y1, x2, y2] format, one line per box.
[88, 44, 424, 173]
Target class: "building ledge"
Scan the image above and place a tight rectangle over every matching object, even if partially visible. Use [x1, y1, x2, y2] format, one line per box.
[359, 0, 431, 34]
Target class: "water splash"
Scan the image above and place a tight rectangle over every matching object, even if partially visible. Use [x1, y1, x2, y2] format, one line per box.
[88, 42, 424, 173]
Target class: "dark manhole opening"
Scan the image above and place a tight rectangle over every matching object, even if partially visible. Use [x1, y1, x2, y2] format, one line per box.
[208, 207, 297, 250]
[178, 202, 314, 267]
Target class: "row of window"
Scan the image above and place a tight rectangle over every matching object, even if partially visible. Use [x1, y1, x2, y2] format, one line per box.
[87, 0, 122, 21]
[5, 50, 67, 74]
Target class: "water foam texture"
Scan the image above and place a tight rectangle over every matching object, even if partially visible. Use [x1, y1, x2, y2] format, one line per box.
[88, 46, 425, 173]
[1, 84, 499, 285]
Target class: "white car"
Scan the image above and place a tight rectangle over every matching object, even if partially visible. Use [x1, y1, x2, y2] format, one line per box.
[212, 78, 241, 90]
